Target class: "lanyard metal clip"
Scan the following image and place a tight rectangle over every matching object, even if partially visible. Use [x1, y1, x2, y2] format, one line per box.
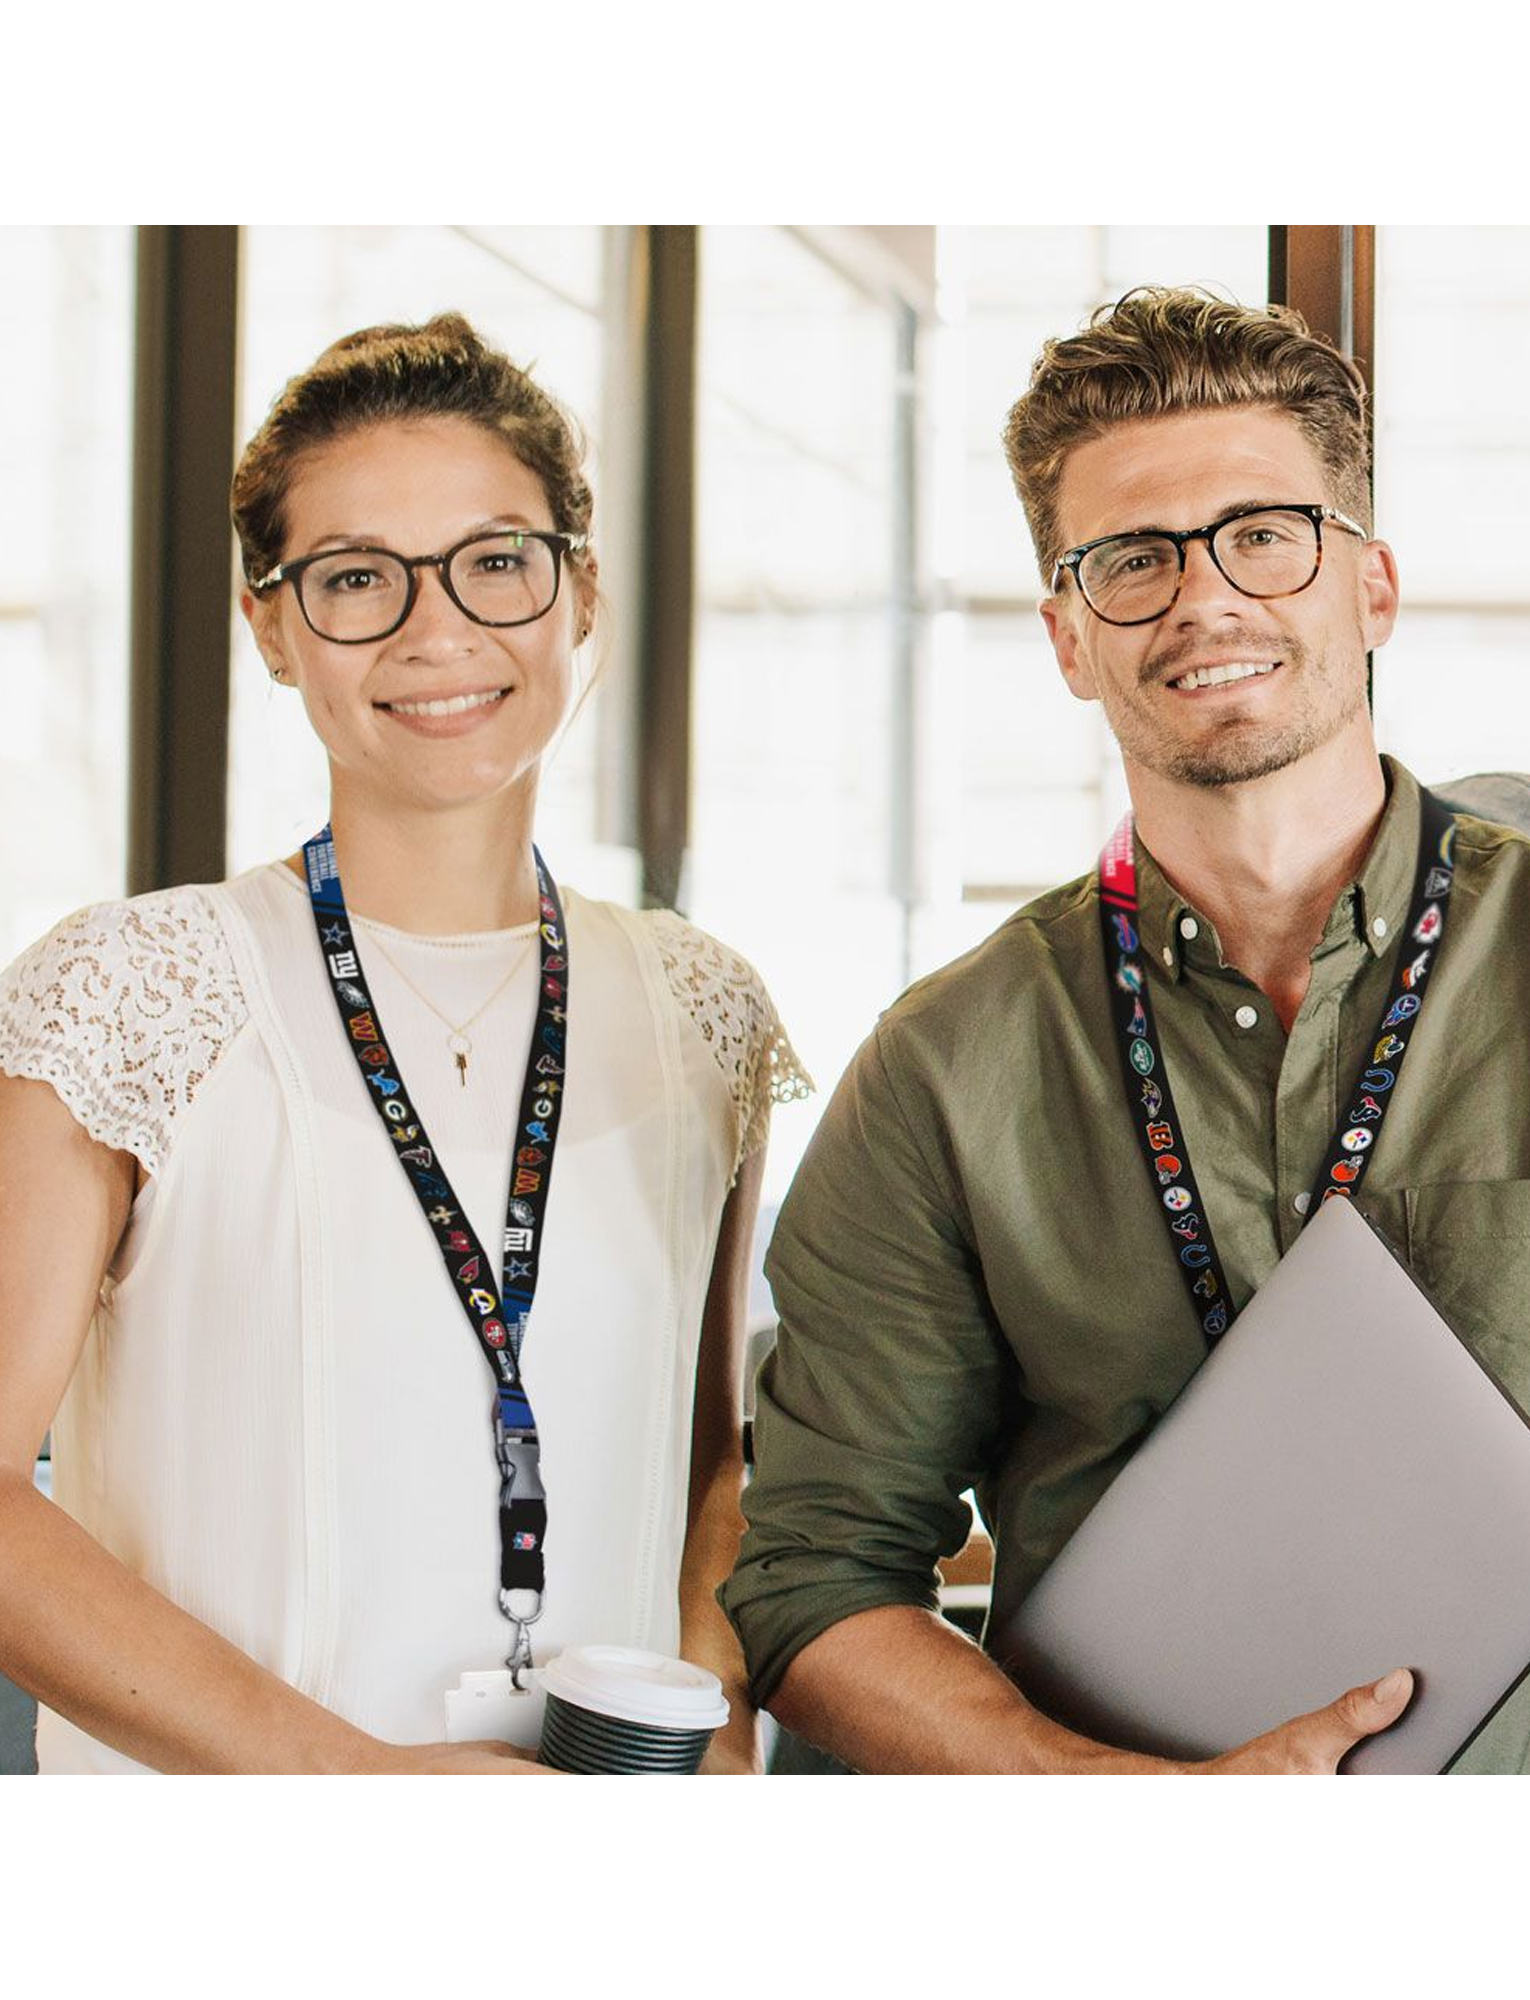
[500, 1587, 543, 1689]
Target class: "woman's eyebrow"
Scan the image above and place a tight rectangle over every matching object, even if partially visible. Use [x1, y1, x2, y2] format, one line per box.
[297, 514, 543, 554]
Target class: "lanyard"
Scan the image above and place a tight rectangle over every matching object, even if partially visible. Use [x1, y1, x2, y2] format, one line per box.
[303, 827, 569, 1682]
[1097, 790, 1457, 1347]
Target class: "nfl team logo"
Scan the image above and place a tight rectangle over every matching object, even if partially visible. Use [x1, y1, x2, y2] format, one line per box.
[1130, 1039, 1155, 1076]
[512, 1531, 539, 1552]
[1413, 904, 1442, 945]
[1163, 1186, 1192, 1211]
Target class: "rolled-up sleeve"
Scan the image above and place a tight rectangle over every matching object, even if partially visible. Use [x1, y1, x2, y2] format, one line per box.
[719, 1012, 1021, 1704]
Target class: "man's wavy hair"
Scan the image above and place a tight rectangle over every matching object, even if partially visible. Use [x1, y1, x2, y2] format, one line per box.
[1002, 286, 1372, 583]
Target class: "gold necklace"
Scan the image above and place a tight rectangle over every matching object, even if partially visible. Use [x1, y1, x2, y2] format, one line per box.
[357, 920, 540, 1086]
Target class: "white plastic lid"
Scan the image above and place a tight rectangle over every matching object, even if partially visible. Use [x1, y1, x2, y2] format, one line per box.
[538, 1645, 730, 1731]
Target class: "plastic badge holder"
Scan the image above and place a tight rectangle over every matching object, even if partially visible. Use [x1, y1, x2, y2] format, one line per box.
[445, 1668, 535, 1745]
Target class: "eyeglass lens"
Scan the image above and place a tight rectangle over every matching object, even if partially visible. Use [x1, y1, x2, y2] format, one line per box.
[297, 533, 561, 641]
[1079, 509, 1322, 623]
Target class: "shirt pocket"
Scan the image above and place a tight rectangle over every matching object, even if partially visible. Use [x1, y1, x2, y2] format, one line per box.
[1403, 1180, 1530, 1409]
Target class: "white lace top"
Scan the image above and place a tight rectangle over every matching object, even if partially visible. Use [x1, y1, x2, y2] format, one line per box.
[0, 863, 810, 1773]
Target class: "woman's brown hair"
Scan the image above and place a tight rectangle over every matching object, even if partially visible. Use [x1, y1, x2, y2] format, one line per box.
[232, 311, 594, 587]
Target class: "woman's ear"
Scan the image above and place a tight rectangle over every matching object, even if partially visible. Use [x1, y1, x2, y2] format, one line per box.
[240, 586, 294, 684]
[574, 556, 600, 645]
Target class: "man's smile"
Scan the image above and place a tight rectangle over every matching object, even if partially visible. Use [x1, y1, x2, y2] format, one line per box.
[1167, 660, 1282, 693]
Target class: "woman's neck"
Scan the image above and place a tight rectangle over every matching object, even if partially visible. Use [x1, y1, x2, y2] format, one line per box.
[285, 784, 544, 936]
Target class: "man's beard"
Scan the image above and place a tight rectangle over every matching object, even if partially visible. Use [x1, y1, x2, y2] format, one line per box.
[1104, 632, 1368, 791]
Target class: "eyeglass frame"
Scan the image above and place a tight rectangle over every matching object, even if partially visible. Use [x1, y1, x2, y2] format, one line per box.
[248, 528, 591, 644]
[1049, 502, 1369, 628]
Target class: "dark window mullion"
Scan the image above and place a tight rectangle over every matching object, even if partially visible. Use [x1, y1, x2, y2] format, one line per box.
[128, 225, 240, 895]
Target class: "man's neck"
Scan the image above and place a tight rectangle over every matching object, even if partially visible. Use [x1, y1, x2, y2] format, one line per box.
[1128, 727, 1388, 1033]
[285, 777, 544, 936]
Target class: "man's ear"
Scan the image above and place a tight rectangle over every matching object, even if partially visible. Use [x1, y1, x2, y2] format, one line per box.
[1357, 538, 1400, 654]
[240, 587, 295, 684]
[1040, 591, 1101, 704]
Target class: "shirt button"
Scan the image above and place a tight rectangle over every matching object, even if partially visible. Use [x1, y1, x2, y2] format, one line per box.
[1179, 916, 1200, 940]
[1162, 945, 1174, 968]
[1234, 1003, 1259, 1029]
[1371, 916, 1389, 940]
[1293, 1191, 1312, 1216]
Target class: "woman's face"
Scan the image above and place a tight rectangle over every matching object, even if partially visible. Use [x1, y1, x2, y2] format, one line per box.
[243, 415, 592, 817]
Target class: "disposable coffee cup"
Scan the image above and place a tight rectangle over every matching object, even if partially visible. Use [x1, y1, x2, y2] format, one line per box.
[538, 1645, 730, 1774]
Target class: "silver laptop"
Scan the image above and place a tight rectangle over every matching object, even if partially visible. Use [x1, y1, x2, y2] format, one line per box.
[987, 1194, 1530, 1774]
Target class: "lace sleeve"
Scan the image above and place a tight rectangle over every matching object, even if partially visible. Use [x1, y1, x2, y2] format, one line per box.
[0, 888, 248, 1177]
[644, 911, 814, 1183]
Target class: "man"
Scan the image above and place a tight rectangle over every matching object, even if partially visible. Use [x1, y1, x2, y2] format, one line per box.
[720, 287, 1530, 1774]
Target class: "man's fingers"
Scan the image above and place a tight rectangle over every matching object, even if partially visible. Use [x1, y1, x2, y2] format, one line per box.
[1294, 1668, 1415, 1767]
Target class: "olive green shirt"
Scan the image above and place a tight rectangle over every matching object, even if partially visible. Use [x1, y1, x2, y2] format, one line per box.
[722, 760, 1530, 1773]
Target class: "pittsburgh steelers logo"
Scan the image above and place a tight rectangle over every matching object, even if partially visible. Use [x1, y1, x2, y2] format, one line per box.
[1340, 1127, 1374, 1153]
[1163, 1186, 1193, 1211]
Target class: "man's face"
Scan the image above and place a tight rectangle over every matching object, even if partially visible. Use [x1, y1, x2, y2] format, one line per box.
[1040, 406, 1399, 790]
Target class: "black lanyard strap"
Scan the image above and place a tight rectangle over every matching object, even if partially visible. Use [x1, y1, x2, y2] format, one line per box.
[1097, 789, 1457, 1347]
[303, 828, 569, 1663]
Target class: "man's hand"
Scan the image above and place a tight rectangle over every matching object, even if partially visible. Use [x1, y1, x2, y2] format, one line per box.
[1199, 1669, 1415, 1774]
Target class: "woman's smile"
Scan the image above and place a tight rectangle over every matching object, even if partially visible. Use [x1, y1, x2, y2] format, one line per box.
[374, 682, 516, 734]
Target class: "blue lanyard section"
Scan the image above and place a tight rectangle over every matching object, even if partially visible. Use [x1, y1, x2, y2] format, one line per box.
[303, 828, 569, 1623]
[1097, 790, 1457, 1347]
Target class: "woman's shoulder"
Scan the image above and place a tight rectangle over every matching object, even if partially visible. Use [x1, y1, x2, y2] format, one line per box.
[632, 904, 814, 1174]
[0, 881, 251, 1175]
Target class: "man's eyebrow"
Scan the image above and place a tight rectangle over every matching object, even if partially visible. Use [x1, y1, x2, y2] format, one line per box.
[1132, 499, 1303, 534]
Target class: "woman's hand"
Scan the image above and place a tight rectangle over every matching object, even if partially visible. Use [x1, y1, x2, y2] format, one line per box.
[363, 1737, 563, 1775]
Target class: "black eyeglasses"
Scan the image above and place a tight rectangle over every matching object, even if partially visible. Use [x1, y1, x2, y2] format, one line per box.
[250, 528, 589, 644]
[1050, 503, 1368, 627]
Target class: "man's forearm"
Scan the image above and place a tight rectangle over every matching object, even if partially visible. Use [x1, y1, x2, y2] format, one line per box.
[768, 1603, 1179, 1774]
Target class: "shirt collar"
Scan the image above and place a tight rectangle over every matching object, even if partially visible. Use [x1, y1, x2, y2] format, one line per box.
[1132, 756, 1424, 984]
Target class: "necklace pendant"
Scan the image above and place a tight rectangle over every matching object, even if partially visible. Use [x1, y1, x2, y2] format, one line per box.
[456, 1050, 469, 1086]
[448, 1031, 472, 1086]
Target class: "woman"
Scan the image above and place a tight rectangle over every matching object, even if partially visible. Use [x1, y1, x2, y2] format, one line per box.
[0, 313, 808, 1774]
